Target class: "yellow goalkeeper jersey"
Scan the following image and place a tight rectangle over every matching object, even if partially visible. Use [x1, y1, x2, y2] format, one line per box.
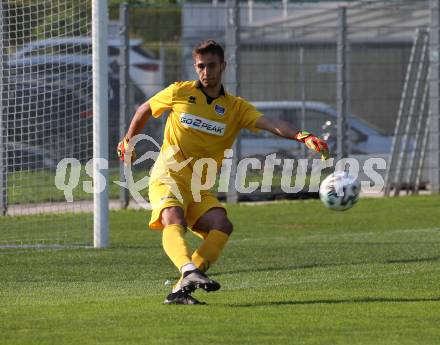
[148, 80, 262, 170]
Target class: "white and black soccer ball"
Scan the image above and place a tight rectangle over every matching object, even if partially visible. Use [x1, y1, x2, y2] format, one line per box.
[319, 171, 360, 211]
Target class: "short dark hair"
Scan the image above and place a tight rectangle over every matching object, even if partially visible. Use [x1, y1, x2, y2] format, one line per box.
[192, 39, 225, 63]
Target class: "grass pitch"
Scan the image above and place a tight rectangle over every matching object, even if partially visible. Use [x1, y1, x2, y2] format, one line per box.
[1, 195, 440, 345]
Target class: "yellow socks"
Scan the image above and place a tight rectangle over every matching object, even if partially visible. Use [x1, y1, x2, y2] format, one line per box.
[171, 229, 229, 292]
[162, 224, 192, 270]
[192, 229, 229, 272]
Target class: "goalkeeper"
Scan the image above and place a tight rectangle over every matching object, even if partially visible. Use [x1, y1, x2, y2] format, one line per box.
[118, 39, 329, 305]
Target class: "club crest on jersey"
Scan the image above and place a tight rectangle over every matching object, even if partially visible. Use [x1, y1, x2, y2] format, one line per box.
[188, 96, 196, 104]
[214, 104, 225, 116]
[180, 113, 226, 136]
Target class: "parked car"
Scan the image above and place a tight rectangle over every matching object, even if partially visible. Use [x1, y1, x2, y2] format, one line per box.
[4, 67, 94, 142]
[7, 36, 163, 98]
[5, 142, 57, 172]
[4, 53, 150, 163]
[241, 101, 392, 159]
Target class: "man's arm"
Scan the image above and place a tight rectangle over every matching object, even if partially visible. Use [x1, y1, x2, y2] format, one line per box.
[117, 101, 153, 163]
[126, 101, 153, 139]
[255, 116, 299, 139]
[255, 116, 330, 160]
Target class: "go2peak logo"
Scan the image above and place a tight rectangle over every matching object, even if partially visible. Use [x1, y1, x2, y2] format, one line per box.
[54, 134, 387, 208]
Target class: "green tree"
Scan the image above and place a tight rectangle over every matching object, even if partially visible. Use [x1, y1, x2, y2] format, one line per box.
[5, 1, 90, 51]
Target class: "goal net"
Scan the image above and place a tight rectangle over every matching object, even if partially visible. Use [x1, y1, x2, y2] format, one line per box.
[0, 0, 95, 248]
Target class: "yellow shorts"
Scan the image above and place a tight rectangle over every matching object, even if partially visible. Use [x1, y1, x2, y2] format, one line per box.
[148, 176, 224, 232]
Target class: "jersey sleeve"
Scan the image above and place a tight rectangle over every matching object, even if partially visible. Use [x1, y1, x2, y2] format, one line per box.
[238, 98, 263, 132]
[148, 83, 176, 118]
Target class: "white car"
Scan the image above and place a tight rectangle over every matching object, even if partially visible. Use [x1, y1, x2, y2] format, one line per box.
[241, 101, 392, 158]
[7, 37, 163, 98]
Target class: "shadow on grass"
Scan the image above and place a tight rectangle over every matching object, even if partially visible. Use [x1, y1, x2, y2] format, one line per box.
[212, 256, 440, 277]
[385, 257, 440, 264]
[228, 296, 440, 308]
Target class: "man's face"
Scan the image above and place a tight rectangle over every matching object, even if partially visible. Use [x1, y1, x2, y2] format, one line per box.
[194, 53, 226, 88]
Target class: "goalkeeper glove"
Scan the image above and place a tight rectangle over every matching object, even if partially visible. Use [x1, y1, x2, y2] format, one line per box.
[294, 130, 329, 160]
[117, 136, 137, 164]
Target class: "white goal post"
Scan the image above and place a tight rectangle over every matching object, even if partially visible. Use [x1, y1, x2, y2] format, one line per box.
[92, 0, 109, 248]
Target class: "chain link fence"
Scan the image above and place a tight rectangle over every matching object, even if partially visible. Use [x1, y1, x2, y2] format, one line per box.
[113, 0, 438, 203]
[1, 0, 438, 247]
[1, 0, 438, 219]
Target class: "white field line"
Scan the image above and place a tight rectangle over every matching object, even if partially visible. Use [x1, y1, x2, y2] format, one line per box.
[0, 244, 93, 250]
[6, 199, 151, 216]
[4, 188, 434, 215]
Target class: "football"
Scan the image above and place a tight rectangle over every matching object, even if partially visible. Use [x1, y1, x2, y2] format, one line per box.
[319, 171, 360, 211]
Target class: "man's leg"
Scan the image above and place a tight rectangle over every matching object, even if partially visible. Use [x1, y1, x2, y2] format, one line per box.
[191, 207, 233, 272]
[148, 180, 217, 304]
[161, 207, 220, 305]
[160, 206, 195, 273]
[171, 206, 232, 292]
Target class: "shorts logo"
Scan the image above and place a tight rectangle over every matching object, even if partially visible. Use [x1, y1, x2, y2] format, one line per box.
[160, 195, 178, 201]
[180, 113, 226, 136]
[214, 104, 225, 116]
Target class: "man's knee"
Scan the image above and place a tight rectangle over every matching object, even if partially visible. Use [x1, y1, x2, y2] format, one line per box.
[214, 217, 233, 236]
[161, 206, 187, 228]
[193, 208, 233, 235]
